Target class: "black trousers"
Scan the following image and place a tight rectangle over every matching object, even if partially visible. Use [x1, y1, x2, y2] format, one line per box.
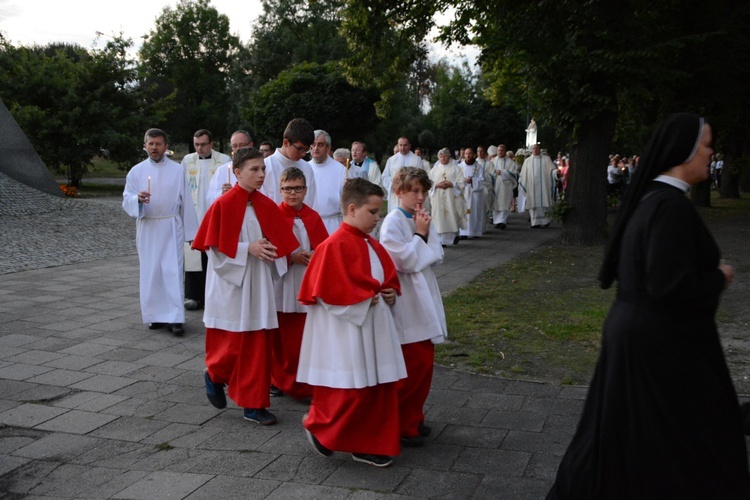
[184, 251, 208, 303]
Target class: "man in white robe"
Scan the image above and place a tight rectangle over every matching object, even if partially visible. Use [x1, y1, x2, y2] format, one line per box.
[261, 119, 316, 205]
[475, 145, 494, 220]
[519, 144, 557, 228]
[492, 144, 518, 229]
[182, 129, 231, 311]
[429, 148, 466, 246]
[122, 128, 199, 336]
[351, 142, 382, 186]
[460, 148, 490, 238]
[382, 137, 424, 212]
[333, 148, 367, 180]
[206, 130, 254, 206]
[308, 130, 347, 234]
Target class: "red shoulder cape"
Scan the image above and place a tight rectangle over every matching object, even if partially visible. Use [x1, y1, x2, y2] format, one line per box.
[192, 184, 298, 259]
[278, 202, 329, 251]
[298, 223, 400, 306]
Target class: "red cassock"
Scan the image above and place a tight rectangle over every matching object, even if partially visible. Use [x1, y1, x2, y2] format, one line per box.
[193, 185, 298, 410]
[298, 223, 402, 456]
[399, 340, 435, 437]
[271, 202, 329, 399]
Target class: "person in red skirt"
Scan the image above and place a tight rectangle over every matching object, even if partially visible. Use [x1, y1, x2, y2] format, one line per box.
[192, 148, 298, 425]
[271, 167, 328, 399]
[297, 178, 407, 467]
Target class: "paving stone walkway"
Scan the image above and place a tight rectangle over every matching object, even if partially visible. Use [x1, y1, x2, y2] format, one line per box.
[0, 176, 680, 498]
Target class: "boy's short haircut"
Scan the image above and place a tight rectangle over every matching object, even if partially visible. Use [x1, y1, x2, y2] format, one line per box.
[393, 166, 432, 193]
[280, 166, 306, 186]
[144, 128, 168, 144]
[233, 147, 264, 169]
[341, 178, 384, 213]
[283, 118, 315, 148]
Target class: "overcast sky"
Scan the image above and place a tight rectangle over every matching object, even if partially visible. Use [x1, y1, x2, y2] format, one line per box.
[0, 0, 476, 65]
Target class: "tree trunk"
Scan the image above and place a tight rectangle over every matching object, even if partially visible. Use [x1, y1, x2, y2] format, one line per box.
[562, 111, 617, 246]
[690, 179, 711, 206]
[720, 139, 748, 198]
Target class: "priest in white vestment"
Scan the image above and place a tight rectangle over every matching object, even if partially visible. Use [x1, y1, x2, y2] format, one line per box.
[519, 144, 557, 227]
[122, 129, 199, 334]
[429, 148, 466, 246]
[308, 130, 347, 233]
[476, 146, 494, 219]
[460, 148, 490, 238]
[492, 144, 519, 229]
[351, 141, 383, 186]
[182, 129, 231, 310]
[382, 136, 424, 212]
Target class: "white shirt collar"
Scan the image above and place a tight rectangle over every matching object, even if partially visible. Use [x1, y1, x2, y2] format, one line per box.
[654, 174, 690, 193]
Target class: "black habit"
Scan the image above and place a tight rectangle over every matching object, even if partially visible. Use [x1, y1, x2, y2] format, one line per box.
[548, 182, 750, 499]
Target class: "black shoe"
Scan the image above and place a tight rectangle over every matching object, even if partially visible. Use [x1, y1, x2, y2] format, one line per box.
[542, 223, 550, 228]
[530, 225, 540, 229]
[167, 323, 185, 336]
[400, 435, 425, 447]
[418, 422, 432, 437]
[203, 369, 226, 409]
[184, 299, 202, 311]
[148, 322, 166, 330]
[499, 223, 507, 230]
[494, 223, 502, 228]
[459, 236, 468, 240]
[270, 384, 284, 397]
[304, 428, 333, 457]
[453, 236, 460, 245]
[352, 453, 392, 467]
[243, 408, 278, 425]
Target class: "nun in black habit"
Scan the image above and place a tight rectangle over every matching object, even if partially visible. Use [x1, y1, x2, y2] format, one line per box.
[548, 113, 750, 499]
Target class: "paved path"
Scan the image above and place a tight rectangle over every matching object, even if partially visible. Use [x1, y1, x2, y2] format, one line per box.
[0, 173, 583, 498]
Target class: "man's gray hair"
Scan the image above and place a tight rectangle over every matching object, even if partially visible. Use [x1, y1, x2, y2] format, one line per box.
[313, 130, 331, 147]
[333, 148, 350, 160]
[438, 147, 452, 157]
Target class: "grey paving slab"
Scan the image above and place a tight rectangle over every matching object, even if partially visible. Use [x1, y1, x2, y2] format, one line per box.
[34, 409, 120, 434]
[69, 374, 136, 393]
[83, 360, 144, 376]
[0, 402, 68, 427]
[11, 384, 73, 403]
[4, 349, 67, 365]
[26, 368, 96, 387]
[0, 453, 31, 476]
[395, 468, 482, 499]
[481, 410, 548, 432]
[324, 461, 411, 492]
[12, 432, 102, 460]
[185, 475, 281, 500]
[59, 342, 118, 357]
[0, 363, 54, 381]
[43, 354, 103, 371]
[265, 482, 352, 500]
[452, 447, 531, 477]
[111, 470, 214, 499]
[88, 415, 171, 442]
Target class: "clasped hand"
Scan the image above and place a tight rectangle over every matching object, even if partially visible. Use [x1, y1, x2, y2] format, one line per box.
[371, 288, 396, 307]
[249, 238, 278, 263]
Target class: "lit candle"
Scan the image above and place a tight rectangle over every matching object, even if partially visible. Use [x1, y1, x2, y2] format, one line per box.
[147, 176, 151, 193]
[227, 166, 231, 184]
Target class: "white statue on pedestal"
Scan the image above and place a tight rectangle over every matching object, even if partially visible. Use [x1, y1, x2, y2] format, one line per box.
[525, 118, 537, 148]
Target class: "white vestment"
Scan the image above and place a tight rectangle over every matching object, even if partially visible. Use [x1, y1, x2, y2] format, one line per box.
[428, 160, 466, 244]
[476, 157, 494, 214]
[380, 210, 447, 345]
[296, 243, 407, 389]
[309, 157, 346, 234]
[203, 206, 287, 332]
[492, 156, 519, 223]
[274, 218, 310, 314]
[460, 161, 490, 237]
[519, 154, 556, 210]
[182, 150, 231, 220]
[354, 157, 382, 186]
[122, 157, 199, 324]
[206, 162, 237, 207]
[262, 149, 317, 205]
[346, 163, 367, 180]
[382, 151, 424, 212]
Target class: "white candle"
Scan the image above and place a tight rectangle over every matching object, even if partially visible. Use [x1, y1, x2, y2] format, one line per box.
[147, 176, 151, 193]
[227, 166, 230, 184]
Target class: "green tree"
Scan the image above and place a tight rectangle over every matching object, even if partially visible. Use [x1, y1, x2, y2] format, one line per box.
[343, 0, 750, 244]
[139, 0, 245, 144]
[243, 62, 379, 146]
[0, 37, 152, 186]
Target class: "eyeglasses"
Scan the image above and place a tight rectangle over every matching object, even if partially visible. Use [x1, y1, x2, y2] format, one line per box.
[289, 143, 308, 154]
[280, 186, 306, 193]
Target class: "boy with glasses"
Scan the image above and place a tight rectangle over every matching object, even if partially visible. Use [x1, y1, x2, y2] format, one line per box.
[261, 119, 317, 205]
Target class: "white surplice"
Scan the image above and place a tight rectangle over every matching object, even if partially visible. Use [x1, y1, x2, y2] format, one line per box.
[380, 209, 447, 345]
[122, 157, 199, 324]
[274, 218, 309, 314]
[492, 155, 519, 224]
[309, 157, 346, 234]
[203, 205, 287, 332]
[262, 149, 317, 205]
[296, 242, 407, 389]
[460, 161, 490, 237]
[428, 160, 466, 244]
[382, 151, 424, 212]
